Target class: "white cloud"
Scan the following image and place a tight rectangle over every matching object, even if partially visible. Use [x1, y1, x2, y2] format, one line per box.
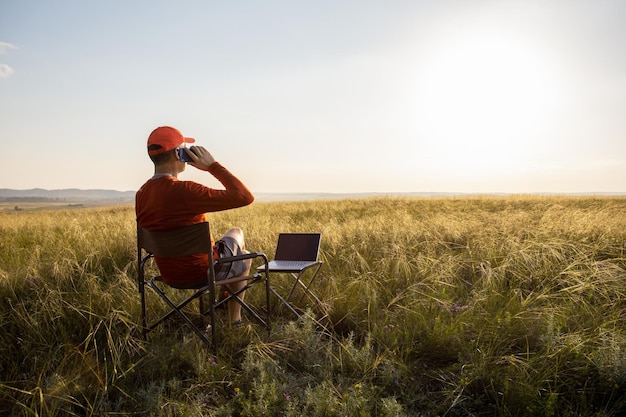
[0, 42, 17, 54]
[0, 42, 17, 78]
[0, 64, 15, 78]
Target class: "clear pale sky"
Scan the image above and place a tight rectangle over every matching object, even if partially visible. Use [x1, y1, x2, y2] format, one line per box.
[1, 0, 625, 194]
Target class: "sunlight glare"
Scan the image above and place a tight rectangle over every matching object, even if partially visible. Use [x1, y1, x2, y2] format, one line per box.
[413, 32, 558, 175]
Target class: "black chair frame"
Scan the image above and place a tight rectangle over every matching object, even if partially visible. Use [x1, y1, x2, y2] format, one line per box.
[137, 222, 270, 351]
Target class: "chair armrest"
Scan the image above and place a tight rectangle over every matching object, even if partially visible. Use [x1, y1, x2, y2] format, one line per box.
[216, 251, 268, 265]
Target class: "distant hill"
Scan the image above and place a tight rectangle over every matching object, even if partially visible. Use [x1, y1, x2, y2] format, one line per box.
[0, 188, 469, 204]
[252, 192, 476, 201]
[0, 188, 135, 203]
[1, 188, 623, 205]
[0, 188, 468, 204]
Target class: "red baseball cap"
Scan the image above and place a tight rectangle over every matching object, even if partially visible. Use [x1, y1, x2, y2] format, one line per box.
[147, 126, 195, 156]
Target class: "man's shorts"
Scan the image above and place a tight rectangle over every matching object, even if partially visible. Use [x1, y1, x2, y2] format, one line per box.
[213, 235, 248, 281]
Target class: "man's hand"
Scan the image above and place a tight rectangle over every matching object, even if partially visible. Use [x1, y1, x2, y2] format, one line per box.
[186, 146, 216, 171]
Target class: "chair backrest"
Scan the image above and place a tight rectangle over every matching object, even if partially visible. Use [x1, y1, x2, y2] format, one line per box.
[137, 222, 212, 258]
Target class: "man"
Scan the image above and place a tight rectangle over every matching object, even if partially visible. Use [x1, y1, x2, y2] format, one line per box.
[136, 126, 254, 325]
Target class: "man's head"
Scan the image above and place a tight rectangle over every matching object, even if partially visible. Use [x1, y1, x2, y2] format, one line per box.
[147, 126, 195, 164]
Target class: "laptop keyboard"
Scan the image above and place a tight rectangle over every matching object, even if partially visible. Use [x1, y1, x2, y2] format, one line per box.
[275, 261, 311, 267]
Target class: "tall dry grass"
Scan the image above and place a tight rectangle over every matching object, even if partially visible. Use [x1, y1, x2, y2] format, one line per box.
[1, 196, 625, 416]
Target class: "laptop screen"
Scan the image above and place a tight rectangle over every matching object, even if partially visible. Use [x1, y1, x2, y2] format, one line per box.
[274, 233, 321, 261]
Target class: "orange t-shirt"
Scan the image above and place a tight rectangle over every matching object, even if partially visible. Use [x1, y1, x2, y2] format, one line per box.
[136, 162, 254, 287]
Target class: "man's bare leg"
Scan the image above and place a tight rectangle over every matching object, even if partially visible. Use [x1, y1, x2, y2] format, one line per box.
[222, 227, 251, 324]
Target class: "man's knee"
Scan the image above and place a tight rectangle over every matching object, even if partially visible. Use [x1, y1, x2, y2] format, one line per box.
[223, 227, 245, 249]
[223, 227, 243, 239]
[224, 227, 244, 243]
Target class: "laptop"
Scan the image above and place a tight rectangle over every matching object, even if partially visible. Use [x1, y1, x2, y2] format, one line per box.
[260, 233, 322, 272]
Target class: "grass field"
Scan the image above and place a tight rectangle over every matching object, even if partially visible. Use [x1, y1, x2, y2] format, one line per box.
[1, 196, 625, 416]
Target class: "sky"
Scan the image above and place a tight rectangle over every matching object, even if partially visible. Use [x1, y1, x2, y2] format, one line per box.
[1, 0, 625, 194]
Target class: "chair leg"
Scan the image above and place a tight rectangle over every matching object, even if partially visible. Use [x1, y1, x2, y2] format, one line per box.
[265, 271, 271, 332]
[140, 281, 148, 340]
[208, 281, 217, 351]
[146, 281, 213, 348]
[213, 273, 271, 331]
[270, 286, 301, 318]
[286, 264, 323, 306]
[141, 271, 270, 351]
[221, 281, 269, 329]
[284, 264, 325, 316]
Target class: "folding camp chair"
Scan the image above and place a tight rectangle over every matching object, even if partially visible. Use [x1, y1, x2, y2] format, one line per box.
[257, 233, 323, 318]
[137, 222, 271, 351]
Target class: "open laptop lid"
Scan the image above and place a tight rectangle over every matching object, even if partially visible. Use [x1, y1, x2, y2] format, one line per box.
[274, 233, 321, 262]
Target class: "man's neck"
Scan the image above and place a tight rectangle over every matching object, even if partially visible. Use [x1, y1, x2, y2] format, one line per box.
[153, 169, 177, 177]
[153, 161, 181, 178]
[151, 173, 175, 180]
